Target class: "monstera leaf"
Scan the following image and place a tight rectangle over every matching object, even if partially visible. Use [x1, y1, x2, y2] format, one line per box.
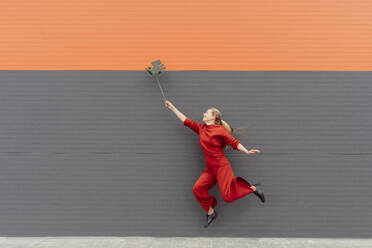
[146, 59, 166, 75]
[146, 59, 167, 107]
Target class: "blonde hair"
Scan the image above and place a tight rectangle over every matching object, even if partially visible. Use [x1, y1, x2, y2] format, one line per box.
[209, 107, 244, 151]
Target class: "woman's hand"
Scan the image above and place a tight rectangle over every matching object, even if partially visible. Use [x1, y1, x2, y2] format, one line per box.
[165, 100, 175, 110]
[247, 149, 260, 155]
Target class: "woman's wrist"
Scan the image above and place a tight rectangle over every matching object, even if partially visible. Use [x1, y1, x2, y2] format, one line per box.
[246, 149, 253, 155]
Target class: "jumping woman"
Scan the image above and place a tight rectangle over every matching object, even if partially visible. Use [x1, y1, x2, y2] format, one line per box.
[165, 100, 266, 228]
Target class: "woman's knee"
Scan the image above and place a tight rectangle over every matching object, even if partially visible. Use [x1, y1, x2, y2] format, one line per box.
[193, 184, 207, 196]
[192, 184, 199, 194]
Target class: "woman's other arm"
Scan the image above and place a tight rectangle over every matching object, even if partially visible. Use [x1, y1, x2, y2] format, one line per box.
[221, 129, 260, 155]
[221, 129, 242, 151]
[237, 143, 250, 154]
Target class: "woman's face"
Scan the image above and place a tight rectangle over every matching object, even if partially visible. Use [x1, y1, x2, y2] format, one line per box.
[202, 109, 215, 123]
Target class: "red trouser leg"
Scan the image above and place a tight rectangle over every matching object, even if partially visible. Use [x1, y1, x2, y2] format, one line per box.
[192, 167, 218, 213]
[215, 164, 254, 203]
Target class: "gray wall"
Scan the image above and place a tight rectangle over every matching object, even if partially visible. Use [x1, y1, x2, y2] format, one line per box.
[0, 71, 371, 237]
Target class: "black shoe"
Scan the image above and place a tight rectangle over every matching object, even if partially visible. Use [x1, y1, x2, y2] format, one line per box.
[253, 183, 266, 203]
[204, 209, 218, 228]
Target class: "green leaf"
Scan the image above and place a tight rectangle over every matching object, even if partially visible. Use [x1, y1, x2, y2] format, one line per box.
[146, 59, 166, 75]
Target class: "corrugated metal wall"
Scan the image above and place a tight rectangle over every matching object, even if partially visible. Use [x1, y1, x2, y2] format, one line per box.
[0, 0, 371, 70]
[0, 71, 371, 237]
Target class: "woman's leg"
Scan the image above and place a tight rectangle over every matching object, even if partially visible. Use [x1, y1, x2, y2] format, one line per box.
[215, 164, 255, 203]
[192, 167, 218, 213]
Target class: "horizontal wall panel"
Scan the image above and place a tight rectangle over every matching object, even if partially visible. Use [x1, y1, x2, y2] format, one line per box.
[0, 1, 371, 70]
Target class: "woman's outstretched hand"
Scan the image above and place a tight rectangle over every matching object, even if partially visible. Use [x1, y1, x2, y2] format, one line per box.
[165, 100, 175, 110]
[247, 149, 260, 155]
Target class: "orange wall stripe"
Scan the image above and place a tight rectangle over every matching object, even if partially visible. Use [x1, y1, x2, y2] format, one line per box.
[0, 0, 371, 70]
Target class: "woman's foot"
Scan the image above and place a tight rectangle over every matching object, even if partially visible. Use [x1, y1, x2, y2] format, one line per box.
[204, 209, 218, 228]
[252, 183, 266, 203]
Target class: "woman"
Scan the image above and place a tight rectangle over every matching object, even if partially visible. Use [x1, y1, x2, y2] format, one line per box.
[165, 100, 266, 228]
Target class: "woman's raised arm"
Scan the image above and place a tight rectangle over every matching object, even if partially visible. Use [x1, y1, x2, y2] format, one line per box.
[165, 100, 186, 123]
[165, 100, 202, 134]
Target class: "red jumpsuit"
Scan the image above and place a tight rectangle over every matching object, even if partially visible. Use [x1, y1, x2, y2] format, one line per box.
[184, 117, 254, 213]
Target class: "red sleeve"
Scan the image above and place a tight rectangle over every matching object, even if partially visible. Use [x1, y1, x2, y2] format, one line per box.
[221, 129, 241, 150]
[183, 117, 202, 134]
